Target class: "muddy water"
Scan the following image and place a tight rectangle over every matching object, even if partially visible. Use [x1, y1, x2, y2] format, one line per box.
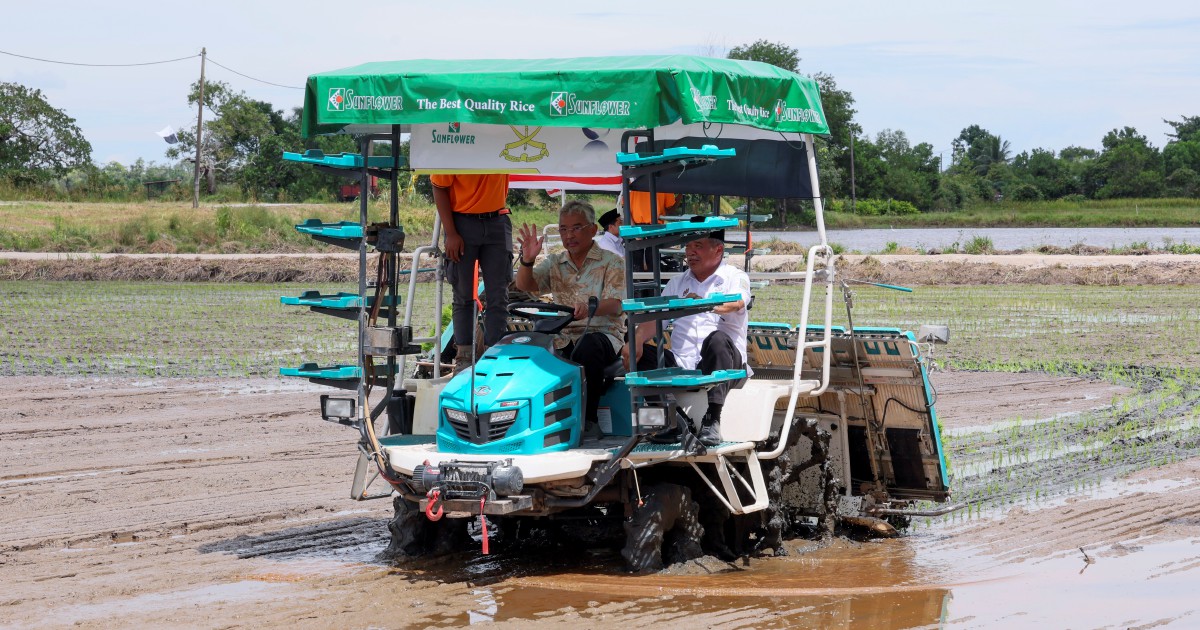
[484, 539, 958, 628]
[5, 374, 1198, 629]
[397, 522, 1200, 628]
[201, 510, 1199, 629]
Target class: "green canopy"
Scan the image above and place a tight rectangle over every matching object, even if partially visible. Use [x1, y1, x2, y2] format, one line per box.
[302, 55, 828, 138]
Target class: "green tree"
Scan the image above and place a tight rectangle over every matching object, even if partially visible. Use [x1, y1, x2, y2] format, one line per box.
[1165, 115, 1200, 143]
[852, 129, 939, 208]
[1165, 166, 1199, 198]
[0, 82, 92, 185]
[727, 40, 800, 72]
[951, 125, 1010, 176]
[167, 80, 278, 187]
[1091, 127, 1163, 199]
[1163, 140, 1200, 175]
[1011, 148, 1077, 198]
[167, 81, 354, 200]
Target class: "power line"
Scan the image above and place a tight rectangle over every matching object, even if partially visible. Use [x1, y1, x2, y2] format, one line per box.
[1, 48, 304, 91]
[0, 48, 197, 67]
[206, 57, 303, 90]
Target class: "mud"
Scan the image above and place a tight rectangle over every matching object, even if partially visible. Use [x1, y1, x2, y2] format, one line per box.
[2, 371, 1198, 628]
[5, 252, 1200, 285]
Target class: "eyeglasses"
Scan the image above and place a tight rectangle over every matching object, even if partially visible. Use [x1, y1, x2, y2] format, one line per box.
[557, 224, 592, 235]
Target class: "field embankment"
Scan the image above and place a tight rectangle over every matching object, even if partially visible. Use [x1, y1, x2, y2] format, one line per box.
[4, 252, 1200, 285]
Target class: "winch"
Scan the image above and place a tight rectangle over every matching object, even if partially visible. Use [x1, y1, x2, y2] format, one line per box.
[410, 459, 524, 499]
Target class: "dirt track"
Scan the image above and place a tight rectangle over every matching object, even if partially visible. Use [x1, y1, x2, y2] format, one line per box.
[5, 252, 1200, 284]
[4, 371, 1198, 628]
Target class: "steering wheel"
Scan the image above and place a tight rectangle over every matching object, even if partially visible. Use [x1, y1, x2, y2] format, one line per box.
[507, 301, 577, 335]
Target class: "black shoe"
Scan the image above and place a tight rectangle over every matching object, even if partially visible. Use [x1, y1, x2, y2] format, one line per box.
[646, 425, 682, 444]
[698, 418, 721, 447]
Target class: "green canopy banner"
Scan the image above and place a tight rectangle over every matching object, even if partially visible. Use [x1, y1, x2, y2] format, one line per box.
[302, 55, 827, 137]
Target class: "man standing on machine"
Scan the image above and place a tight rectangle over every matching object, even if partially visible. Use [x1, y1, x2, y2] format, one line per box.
[514, 200, 626, 438]
[432, 173, 511, 373]
[627, 231, 751, 446]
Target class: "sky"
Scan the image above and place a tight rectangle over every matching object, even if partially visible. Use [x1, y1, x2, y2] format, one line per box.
[3, 0, 1199, 167]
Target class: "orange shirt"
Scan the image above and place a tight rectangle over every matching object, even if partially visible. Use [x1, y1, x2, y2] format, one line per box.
[429, 174, 510, 214]
[629, 191, 678, 225]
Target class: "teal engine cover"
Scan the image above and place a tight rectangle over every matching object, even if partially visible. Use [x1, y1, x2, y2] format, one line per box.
[436, 337, 583, 455]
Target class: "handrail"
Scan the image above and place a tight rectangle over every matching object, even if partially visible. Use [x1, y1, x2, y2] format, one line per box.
[761, 244, 834, 461]
[399, 215, 443, 378]
[762, 132, 835, 461]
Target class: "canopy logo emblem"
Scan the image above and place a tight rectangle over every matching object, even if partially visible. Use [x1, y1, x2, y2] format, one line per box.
[325, 89, 404, 113]
[690, 88, 717, 114]
[548, 91, 631, 117]
[774, 99, 822, 124]
[550, 92, 568, 116]
[474, 386, 491, 396]
[500, 126, 548, 163]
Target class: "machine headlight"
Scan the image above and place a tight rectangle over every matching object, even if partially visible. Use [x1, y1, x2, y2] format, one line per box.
[320, 395, 356, 423]
[637, 407, 667, 427]
[490, 410, 518, 422]
[445, 408, 469, 422]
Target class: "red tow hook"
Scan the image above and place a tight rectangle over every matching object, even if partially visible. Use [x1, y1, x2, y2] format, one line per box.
[425, 488, 444, 521]
[479, 496, 490, 555]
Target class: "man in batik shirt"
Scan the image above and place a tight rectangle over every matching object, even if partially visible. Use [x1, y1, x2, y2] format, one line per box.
[515, 200, 625, 437]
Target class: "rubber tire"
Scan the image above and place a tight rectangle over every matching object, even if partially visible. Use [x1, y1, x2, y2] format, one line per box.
[621, 483, 704, 573]
[382, 495, 470, 559]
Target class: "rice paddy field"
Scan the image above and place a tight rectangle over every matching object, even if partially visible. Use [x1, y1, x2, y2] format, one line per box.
[4, 281, 1200, 378]
[5, 278, 1200, 512]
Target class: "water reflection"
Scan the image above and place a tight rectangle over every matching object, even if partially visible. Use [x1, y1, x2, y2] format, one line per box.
[493, 538, 956, 628]
[739, 227, 1200, 252]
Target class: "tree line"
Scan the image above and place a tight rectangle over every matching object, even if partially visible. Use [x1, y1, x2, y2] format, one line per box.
[2, 41, 1198, 209]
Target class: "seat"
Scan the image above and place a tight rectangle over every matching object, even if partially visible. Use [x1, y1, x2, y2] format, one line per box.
[720, 380, 794, 442]
[603, 357, 628, 379]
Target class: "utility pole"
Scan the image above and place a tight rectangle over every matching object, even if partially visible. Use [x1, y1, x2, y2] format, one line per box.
[192, 47, 206, 209]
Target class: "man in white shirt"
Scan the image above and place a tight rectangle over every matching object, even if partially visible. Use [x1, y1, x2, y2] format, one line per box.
[626, 231, 751, 446]
[594, 208, 624, 257]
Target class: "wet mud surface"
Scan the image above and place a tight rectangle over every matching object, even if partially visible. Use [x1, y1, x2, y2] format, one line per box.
[2, 372, 1199, 629]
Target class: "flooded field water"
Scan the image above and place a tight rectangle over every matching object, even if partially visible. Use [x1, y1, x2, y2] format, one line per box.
[745, 226, 1200, 252]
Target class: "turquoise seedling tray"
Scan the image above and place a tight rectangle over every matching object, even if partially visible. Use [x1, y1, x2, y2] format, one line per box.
[282, 149, 402, 169]
[618, 216, 737, 240]
[280, 291, 400, 309]
[295, 219, 363, 239]
[625, 367, 747, 387]
[622, 292, 740, 314]
[615, 144, 736, 167]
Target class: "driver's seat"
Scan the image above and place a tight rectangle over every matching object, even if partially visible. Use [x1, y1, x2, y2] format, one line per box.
[603, 357, 628, 380]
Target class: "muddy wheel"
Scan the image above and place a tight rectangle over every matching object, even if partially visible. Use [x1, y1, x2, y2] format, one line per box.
[381, 496, 470, 559]
[885, 513, 912, 531]
[621, 483, 704, 573]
